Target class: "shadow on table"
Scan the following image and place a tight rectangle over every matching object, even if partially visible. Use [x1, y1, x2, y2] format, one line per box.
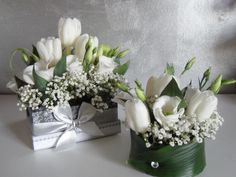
[88, 132, 131, 168]
[8, 119, 32, 149]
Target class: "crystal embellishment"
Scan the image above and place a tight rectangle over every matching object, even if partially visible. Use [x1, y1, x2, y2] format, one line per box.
[151, 161, 159, 168]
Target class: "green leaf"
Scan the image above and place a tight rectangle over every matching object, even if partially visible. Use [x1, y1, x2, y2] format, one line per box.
[33, 66, 48, 92]
[116, 82, 130, 93]
[14, 76, 27, 88]
[221, 79, 236, 85]
[111, 47, 120, 57]
[161, 78, 183, 98]
[164, 63, 175, 75]
[97, 44, 111, 57]
[116, 49, 129, 59]
[53, 55, 67, 77]
[32, 45, 39, 58]
[135, 80, 146, 102]
[178, 99, 187, 110]
[113, 61, 129, 75]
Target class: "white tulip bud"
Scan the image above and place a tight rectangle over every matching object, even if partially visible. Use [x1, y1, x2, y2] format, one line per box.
[36, 37, 62, 67]
[58, 17, 81, 47]
[125, 99, 150, 133]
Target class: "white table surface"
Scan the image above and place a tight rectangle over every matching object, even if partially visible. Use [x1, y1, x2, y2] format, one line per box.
[0, 94, 235, 177]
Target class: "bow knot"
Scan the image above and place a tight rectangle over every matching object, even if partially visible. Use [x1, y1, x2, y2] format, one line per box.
[33, 102, 104, 149]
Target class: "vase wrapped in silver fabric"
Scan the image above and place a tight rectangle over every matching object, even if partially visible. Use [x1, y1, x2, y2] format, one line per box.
[27, 103, 120, 151]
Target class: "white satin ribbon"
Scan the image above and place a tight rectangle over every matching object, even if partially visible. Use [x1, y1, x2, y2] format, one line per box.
[33, 102, 104, 149]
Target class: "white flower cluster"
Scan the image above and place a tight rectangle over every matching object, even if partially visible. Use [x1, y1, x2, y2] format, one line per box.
[17, 70, 125, 111]
[17, 85, 43, 111]
[143, 111, 224, 147]
[123, 72, 227, 148]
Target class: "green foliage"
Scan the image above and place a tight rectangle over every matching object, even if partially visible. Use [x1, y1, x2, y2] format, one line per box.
[161, 78, 183, 98]
[181, 57, 196, 75]
[135, 80, 146, 102]
[164, 63, 175, 75]
[14, 76, 27, 88]
[113, 61, 129, 75]
[116, 49, 129, 59]
[116, 82, 130, 93]
[209, 74, 222, 94]
[53, 55, 67, 77]
[83, 39, 95, 72]
[178, 99, 187, 110]
[221, 79, 236, 85]
[33, 66, 48, 92]
[199, 67, 211, 90]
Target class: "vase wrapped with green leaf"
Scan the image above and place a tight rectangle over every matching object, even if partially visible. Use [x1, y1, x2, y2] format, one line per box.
[128, 130, 206, 177]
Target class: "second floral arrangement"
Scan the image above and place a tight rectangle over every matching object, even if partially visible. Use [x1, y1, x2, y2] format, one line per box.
[115, 58, 236, 177]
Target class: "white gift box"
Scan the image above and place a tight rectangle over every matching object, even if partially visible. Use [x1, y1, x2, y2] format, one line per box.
[27, 104, 121, 151]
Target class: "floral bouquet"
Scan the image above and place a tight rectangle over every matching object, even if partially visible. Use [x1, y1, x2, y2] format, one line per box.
[7, 17, 129, 150]
[116, 58, 236, 177]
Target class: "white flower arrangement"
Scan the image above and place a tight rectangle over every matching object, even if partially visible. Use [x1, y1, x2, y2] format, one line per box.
[7, 17, 129, 111]
[116, 58, 236, 147]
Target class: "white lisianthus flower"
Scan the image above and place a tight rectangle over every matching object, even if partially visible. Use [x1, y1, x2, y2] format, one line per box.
[125, 99, 151, 133]
[153, 96, 184, 128]
[97, 56, 117, 75]
[6, 78, 18, 92]
[146, 74, 180, 98]
[22, 61, 54, 84]
[66, 55, 83, 74]
[58, 17, 81, 47]
[185, 87, 218, 122]
[36, 37, 62, 67]
[75, 34, 98, 62]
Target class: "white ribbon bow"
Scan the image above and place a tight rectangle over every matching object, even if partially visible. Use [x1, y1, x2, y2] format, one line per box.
[33, 102, 104, 149]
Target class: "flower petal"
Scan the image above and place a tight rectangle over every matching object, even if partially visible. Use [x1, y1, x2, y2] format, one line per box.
[22, 65, 34, 85]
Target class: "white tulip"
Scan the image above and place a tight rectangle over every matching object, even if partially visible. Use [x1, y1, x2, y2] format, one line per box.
[34, 62, 54, 81]
[66, 55, 83, 74]
[75, 34, 98, 62]
[153, 96, 184, 128]
[23, 65, 34, 84]
[185, 87, 218, 122]
[36, 37, 62, 67]
[58, 17, 81, 47]
[97, 56, 117, 75]
[146, 74, 180, 98]
[6, 78, 17, 92]
[125, 99, 151, 133]
[22, 61, 54, 84]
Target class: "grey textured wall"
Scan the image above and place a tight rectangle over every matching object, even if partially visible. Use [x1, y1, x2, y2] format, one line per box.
[0, 0, 236, 93]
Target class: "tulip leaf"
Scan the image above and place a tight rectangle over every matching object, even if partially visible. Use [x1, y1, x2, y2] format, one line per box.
[54, 55, 67, 77]
[113, 61, 130, 75]
[14, 76, 27, 88]
[33, 66, 48, 92]
[161, 78, 183, 98]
